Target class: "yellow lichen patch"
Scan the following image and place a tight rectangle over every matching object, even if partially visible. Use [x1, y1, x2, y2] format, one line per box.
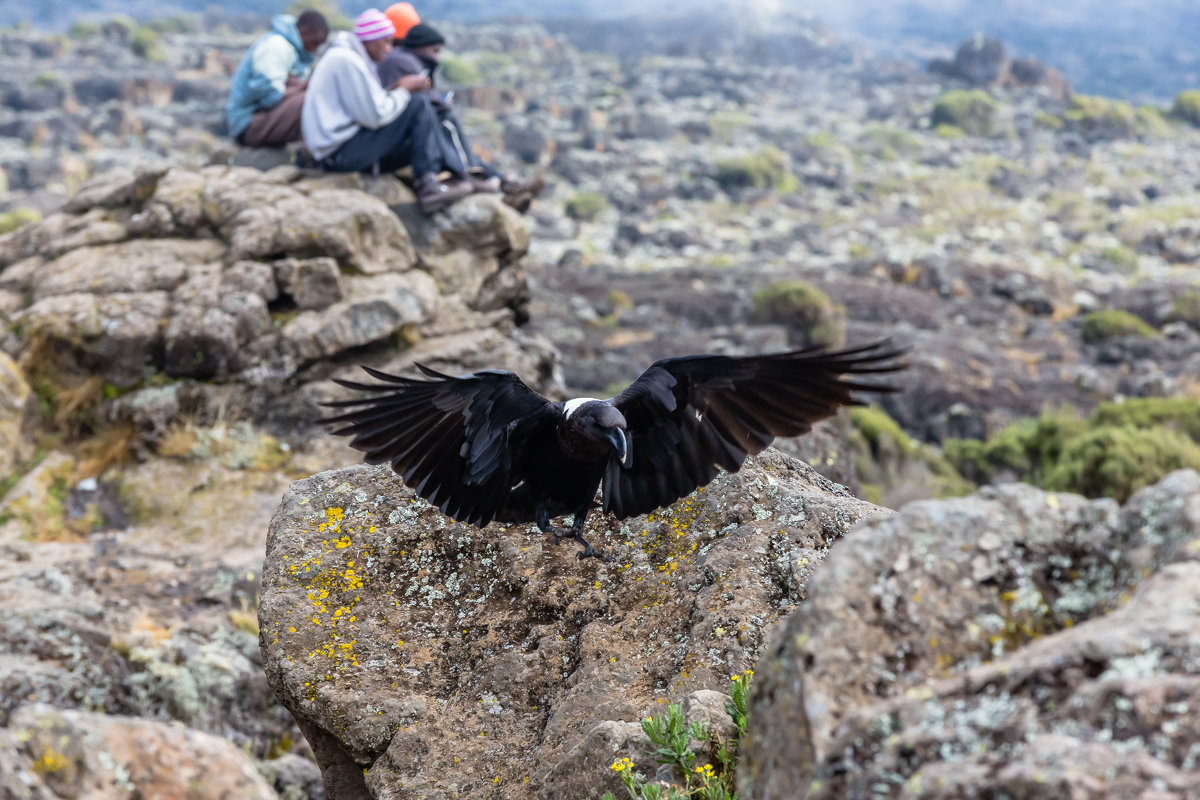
[32, 746, 69, 774]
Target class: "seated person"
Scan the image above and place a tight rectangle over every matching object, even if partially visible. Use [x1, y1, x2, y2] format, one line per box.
[227, 11, 328, 148]
[383, 2, 421, 41]
[377, 21, 541, 207]
[301, 9, 473, 214]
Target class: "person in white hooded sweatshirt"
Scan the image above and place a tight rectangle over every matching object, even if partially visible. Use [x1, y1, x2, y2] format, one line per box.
[301, 8, 473, 213]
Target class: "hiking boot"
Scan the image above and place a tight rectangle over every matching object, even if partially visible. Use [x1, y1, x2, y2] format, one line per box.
[471, 175, 502, 194]
[416, 178, 473, 214]
[500, 176, 544, 214]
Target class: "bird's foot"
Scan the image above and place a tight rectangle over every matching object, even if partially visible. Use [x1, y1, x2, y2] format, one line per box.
[573, 531, 611, 562]
[544, 525, 574, 546]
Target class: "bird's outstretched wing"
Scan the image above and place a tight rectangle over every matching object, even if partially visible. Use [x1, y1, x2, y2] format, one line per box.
[603, 341, 906, 519]
[322, 366, 560, 527]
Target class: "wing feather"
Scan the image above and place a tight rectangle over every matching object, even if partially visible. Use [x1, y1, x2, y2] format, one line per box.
[322, 366, 559, 527]
[605, 340, 906, 518]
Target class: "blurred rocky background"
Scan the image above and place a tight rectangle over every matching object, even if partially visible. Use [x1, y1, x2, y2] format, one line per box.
[1, 0, 1199, 798]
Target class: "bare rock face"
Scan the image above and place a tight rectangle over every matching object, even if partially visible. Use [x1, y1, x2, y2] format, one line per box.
[0, 704, 277, 799]
[740, 470, 1200, 799]
[258, 449, 889, 799]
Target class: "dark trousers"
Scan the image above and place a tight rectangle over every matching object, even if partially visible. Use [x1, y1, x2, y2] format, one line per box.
[436, 109, 500, 179]
[321, 94, 445, 178]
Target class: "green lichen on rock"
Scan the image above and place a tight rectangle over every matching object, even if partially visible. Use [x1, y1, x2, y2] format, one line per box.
[930, 90, 997, 137]
[1169, 89, 1200, 127]
[750, 279, 844, 348]
[714, 146, 798, 193]
[1080, 309, 1157, 342]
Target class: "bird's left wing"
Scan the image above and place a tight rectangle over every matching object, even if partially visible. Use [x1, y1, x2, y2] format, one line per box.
[322, 365, 561, 527]
[603, 341, 906, 519]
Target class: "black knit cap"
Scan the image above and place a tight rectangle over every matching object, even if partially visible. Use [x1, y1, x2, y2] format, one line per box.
[402, 23, 445, 48]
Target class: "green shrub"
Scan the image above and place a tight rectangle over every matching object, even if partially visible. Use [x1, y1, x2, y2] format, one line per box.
[750, 280, 844, 348]
[565, 191, 608, 222]
[858, 124, 921, 160]
[68, 20, 100, 39]
[1169, 89, 1200, 127]
[286, 0, 351, 29]
[1167, 289, 1200, 330]
[850, 405, 915, 457]
[146, 14, 198, 34]
[439, 55, 481, 85]
[31, 71, 63, 90]
[1091, 397, 1200, 440]
[933, 123, 966, 139]
[1033, 111, 1064, 130]
[1135, 105, 1172, 137]
[473, 52, 515, 76]
[1063, 94, 1137, 139]
[944, 398, 1200, 502]
[714, 146, 797, 193]
[0, 207, 42, 235]
[603, 671, 751, 800]
[130, 26, 165, 62]
[1096, 245, 1139, 274]
[1044, 426, 1200, 502]
[930, 90, 997, 136]
[708, 110, 753, 143]
[804, 130, 839, 149]
[101, 14, 137, 40]
[1080, 309, 1156, 343]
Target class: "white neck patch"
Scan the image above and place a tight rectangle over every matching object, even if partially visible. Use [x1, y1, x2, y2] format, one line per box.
[563, 397, 602, 418]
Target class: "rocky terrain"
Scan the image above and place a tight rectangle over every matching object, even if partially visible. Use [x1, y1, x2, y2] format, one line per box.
[1, 5, 1199, 800]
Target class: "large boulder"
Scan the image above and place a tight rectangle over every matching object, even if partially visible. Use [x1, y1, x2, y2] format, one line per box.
[0, 705, 277, 799]
[0, 166, 552, 422]
[740, 471, 1200, 799]
[258, 449, 889, 799]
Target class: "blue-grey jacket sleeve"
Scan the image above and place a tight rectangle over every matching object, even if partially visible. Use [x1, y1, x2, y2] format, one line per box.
[377, 49, 424, 87]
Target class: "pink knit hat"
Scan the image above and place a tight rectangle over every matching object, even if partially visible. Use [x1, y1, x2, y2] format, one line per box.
[353, 8, 397, 42]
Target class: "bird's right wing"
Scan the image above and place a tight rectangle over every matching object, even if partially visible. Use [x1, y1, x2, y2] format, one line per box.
[603, 341, 906, 519]
[322, 366, 561, 527]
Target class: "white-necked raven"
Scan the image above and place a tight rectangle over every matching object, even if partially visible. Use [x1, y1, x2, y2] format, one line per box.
[323, 341, 905, 559]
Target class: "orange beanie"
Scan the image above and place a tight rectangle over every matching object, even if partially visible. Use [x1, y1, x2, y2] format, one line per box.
[384, 3, 421, 40]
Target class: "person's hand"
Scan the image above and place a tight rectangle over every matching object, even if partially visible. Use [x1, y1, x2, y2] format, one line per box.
[391, 74, 431, 93]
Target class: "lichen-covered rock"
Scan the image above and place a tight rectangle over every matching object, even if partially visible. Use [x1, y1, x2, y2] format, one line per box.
[0, 353, 33, 483]
[225, 189, 418, 275]
[740, 470, 1200, 800]
[0, 704, 277, 800]
[16, 292, 170, 386]
[258, 449, 889, 799]
[0, 166, 552, 430]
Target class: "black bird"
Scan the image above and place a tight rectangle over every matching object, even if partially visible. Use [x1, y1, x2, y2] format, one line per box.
[323, 341, 905, 559]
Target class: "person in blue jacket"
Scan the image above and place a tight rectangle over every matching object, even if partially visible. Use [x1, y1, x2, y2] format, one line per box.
[226, 11, 328, 148]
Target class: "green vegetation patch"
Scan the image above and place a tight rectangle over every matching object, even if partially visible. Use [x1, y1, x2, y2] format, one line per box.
[1063, 94, 1137, 139]
[1080, 309, 1156, 343]
[439, 55, 482, 85]
[750, 280, 843, 348]
[714, 146, 798, 193]
[130, 27, 165, 62]
[1167, 289, 1200, 330]
[945, 398, 1200, 502]
[930, 90, 998, 137]
[708, 110, 753, 143]
[0, 207, 42, 235]
[565, 191, 609, 222]
[1170, 89, 1200, 128]
[603, 671, 751, 800]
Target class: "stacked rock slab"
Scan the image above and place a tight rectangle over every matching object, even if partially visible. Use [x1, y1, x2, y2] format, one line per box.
[258, 450, 889, 799]
[0, 164, 559, 441]
[740, 470, 1200, 799]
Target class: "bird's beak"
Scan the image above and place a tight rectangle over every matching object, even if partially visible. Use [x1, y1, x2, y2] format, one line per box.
[606, 428, 630, 467]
